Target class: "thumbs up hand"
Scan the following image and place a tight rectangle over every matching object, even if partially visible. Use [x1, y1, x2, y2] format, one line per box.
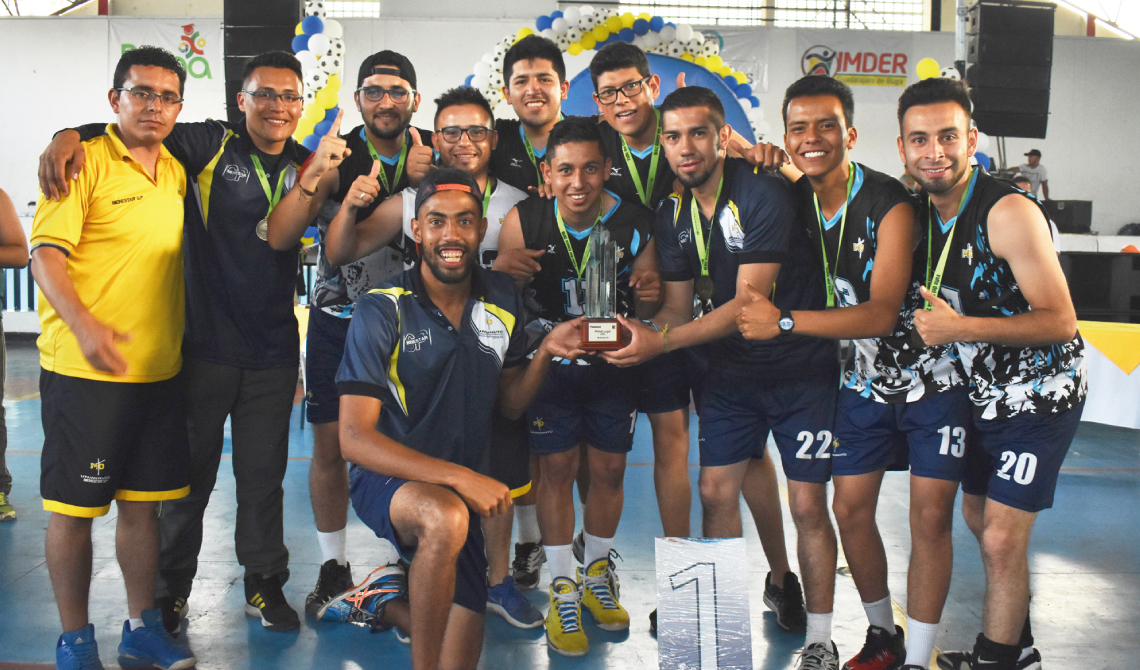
[736, 280, 780, 340]
[405, 126, 435, 189]
[346, 159, 382, 210]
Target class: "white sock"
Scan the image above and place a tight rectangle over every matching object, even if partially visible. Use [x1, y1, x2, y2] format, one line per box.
[515, 504, 541, 544]
[904, 617, 940, 667]
[805, 611, 833, 646]
[317, 528, 348, 566]
[583, 530, 613, 568]
[863, 595, 895, 631]
[128, 618, 144, 631]
[546, 543, 574, 582]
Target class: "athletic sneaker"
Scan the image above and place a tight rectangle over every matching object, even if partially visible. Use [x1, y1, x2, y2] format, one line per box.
[936, 647, 1042, 670]
[117, 609, 196, 670]
[56, 624, 104, 670]
[571, 530, 585, 564]
[763, 570, 807, 632]
[0, 491, 15, 521]
[579, 557, 630, 631]
[843, 624, 905, 670]
[154, 595, 189, 636]
[487, 576, 544, 629]
[797, 641, 841, 670]
[512, 541, 545, 590]
[317, 564, 406, 632]
[305, 559, 354, 616]
[244, 572, 300, 631]
[546, 577, 588, 657]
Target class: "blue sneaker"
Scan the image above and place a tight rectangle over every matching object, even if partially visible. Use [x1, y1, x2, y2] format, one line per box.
[317, 564, 406, 632]
[56, 624, 104, 670]
[117, 609, 196, 670]
[487, 576, 544, 629]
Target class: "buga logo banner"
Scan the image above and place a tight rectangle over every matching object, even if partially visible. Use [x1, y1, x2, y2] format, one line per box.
[797, 30, 913, 87]
[108, 19, 226, 122]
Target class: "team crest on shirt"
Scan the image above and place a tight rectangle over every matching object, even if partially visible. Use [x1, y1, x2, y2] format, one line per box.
[470, 303, 511, 366]
[530, 417, 553, 435]
[718, 201, 745, 252]
[402, 330, 432, 352]
[616, 245, 625, 259]
[510, 158, 524, 169]
[80, 458, 110, 484]
[547, 244, 557, 255]
[611, 166, 622, 177]
[678, 229, 692, 245]
[853, 237, 865, 258]
[962, 243, 974, 265]
[222, 164, 250, 182]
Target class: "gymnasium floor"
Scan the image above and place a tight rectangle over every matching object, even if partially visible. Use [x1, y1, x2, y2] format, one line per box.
[0, 336, 1137, 669]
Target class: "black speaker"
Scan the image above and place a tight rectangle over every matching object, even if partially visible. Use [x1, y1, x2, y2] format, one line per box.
[1045, 200, 1093, 234]
[966, 0, 1054, 139]
[223, 0, 302, 124]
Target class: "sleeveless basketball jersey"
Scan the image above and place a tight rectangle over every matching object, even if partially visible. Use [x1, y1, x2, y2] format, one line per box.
[401, 177, 528, 269]
[599, 116, 677, 209]
[491, 119, 546, 193]
[919, 169, 1086, 419]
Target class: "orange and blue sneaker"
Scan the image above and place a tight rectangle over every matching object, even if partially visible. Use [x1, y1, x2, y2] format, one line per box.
[317, 564, 406, 632]
[546, 577, 588, 657]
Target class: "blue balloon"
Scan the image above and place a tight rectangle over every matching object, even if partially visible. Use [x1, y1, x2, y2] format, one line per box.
[666, 22, 676, 28]
[291, 35, 309, 53]
[536, 15, 552, 32]
[323, 106, 339, 123]
[302, 134, 321, 151]
[550, 10, 563, 19]
[619, 27, 635, 42]
[974, 151, 992, 170]
[596, 34, 611, 48]
[649, 16, 665, 32]
[633, 18, 650, 35]
[301, 15, 324, 35]
[314, 119, 332, 136]
[464, 74, 474, 87]
[735, 83, 753, 98]
[748, 95, 761, 108]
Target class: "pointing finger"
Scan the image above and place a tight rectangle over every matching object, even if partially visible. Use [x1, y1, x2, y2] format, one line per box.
[329, 108, 345, 138]
[369, 159, 381, 179]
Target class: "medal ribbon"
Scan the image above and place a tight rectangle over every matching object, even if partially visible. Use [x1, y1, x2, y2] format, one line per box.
[362, 127, 410, 195]
[689, 174, 725, 281]
[812, 163, 856, 308]
[620, 109, 662, 207]
[520, 125, 545, 187]
[924, 167, 977, 310]
[250, 155, 287, 217]
[482, 178, 494, 217]
[555, 199, 606, 279]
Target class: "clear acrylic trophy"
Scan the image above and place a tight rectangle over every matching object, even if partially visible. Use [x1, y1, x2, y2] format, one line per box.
[579, 223, 625, 350]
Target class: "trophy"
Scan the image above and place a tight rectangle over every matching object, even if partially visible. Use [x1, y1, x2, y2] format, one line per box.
[579, 223, 625, 350]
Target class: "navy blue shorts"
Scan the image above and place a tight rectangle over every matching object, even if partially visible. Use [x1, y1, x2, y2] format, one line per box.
[305, 307, 351, 425]
[833, 386, 973, 480]
[635, 350, 693, 415]
[961, 402, 1084, 513]
[697, 370, 838, 482]
[490, 413, 532, 496]
[527, 362, 637, 455]
[349, 466, 488, 614]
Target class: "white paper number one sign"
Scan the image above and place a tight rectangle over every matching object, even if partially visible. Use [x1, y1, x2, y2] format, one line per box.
[656, 537, 752, 670]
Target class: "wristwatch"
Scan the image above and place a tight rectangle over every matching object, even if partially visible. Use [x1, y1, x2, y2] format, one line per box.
[778, 309, 795, 333]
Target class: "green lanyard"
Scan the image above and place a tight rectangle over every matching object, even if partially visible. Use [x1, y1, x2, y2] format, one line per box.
[812, 163, 856, 308]
[924, 167, 976, 310]
[689, 174, 725, 279]
[520, 125, 545, 187]
[554, 199, 606, 279]
[482, 178, 494, 217]
[363, 128, 409, 195]
[250, 155, 287, 216]
[620, 109, 662, 207]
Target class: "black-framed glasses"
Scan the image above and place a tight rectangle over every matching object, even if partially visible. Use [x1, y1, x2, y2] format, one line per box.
[438, 125, 492, 143]
[357, 85, 415, 103]
[115, 87, 184, 106]
[242, 89, 304, 104]
[596, 77, 650, 105]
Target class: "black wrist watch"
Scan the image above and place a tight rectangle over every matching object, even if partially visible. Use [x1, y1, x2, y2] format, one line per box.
[778, 310, 795, 333]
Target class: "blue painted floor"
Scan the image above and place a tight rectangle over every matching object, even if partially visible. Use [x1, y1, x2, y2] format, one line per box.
[1, 348, 1138, 668]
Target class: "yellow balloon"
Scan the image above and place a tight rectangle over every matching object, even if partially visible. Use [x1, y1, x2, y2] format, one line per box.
[620, 12, 635, 28]
[581, 34, 597, 50]
[718, 65, 733, 77]
[325, 74, 341, 93]
[916, 57, 941, 80]
[681, 53, 694, 63]
[568, 41, 583, 56]
[592, 24, 610, 41]
[295, 118, 315, 139]
[694, 55, 707, 67]
[637, 13, 651, 22]
[295, 23, 304, 36]
[606, 16, 622, 32]
[303, 103, 325, 123]
[517, 27, 534, 41]
[733, 71, 748, 85]
[316, 87, 338, 109]
[706, 55, 723, 70]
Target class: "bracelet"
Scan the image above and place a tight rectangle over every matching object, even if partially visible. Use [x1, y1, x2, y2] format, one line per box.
[661, 324, 670, 353]
[296, 183, 317, 200]
[642, 319, 660, 332]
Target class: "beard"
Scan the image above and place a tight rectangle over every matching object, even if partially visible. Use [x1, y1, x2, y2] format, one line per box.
[365, 109, 411, 141]
[910, 157, 968, 196]
[422, 244, 476, 285]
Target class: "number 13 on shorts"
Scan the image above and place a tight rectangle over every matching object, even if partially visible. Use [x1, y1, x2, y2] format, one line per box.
[656, 537, 753, 670]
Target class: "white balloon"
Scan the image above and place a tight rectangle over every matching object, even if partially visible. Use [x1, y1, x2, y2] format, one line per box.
[472, 74, 490, 89]
[756, 119, 773, 136]
[562, 7, 581, 24]
[474, 61, 491, 77]
[541, 28, 556, 40]
[319, 57, 341, 75]
[686, 38, 703, 55]
[690, 31, 705, 45]
[747, 105, 765, 123]
[295, 50, 319, 71]
[307, 33, 330, 55]
[642, 32, 660, 48]
[659, 26, 676, 43]
[551, 17, 569, 34]
[486, 88, 503, 107]
[631, 35, 644, 48]
[307, 69, 328, 91]
[580, 5, 594, 16]
[675, 23, 693, 42]
[566, 27, 582, 42]
[321, 19, 342, 39]
[578, 14, 595, 31]
[976, 132, 991, 152]
[481, 52, 495, 64]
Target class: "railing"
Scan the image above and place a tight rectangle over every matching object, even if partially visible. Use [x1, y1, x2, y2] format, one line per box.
[2, 266, 36, 313]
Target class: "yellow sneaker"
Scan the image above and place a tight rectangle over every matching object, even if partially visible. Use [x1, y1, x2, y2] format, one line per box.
[0, 492, 14, 521]
[546, 577, 588, 657]
[580, 557, 629, 631]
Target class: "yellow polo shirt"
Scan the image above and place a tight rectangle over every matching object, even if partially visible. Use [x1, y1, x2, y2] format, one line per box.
[32, 124, 187, 383]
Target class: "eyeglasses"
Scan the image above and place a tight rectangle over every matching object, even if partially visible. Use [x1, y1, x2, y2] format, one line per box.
[115, 87, 184, 106]
[596, 77, 650, 105]
[438, 125, 492, 143]
[242, 90, 304, 104]
[357, 86, 415, 104]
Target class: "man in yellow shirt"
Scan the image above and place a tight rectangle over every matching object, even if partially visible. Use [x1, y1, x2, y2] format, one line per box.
[30, 46, 195, 670]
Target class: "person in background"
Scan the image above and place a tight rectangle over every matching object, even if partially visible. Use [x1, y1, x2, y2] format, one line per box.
[1016, 150, 1048, 200]
[0, 187, 30, 522]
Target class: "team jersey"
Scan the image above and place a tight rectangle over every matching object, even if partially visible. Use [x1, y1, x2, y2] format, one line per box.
[32, 127, 187, 383]
[796, 163, 933, 402]
[490, 119, 548, 192]
[599, 115, 677, 209]
[919, 169, 1086, 419]
[401, 177, 528, 269]
[311, 124, 434, 317]
[336, 266, 528, 476]
[656, 157, 836, 379]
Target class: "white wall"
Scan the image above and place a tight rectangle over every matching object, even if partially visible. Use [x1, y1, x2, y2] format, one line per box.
[0, 16, 1137, 233]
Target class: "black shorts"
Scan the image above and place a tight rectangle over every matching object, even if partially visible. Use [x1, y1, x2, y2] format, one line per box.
[40, 369, 191, 517]
[305, 307, 352, 425]
[490, 412, 532, 497]
[634, 349, 695, 415]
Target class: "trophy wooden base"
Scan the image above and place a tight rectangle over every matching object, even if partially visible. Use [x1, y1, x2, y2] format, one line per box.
[579, 318, 625, 351]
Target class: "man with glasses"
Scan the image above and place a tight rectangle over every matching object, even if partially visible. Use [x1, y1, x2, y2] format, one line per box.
[32, 46, 195, 670]
[41, 51, 313, 636]
[265, 50, 435, 617]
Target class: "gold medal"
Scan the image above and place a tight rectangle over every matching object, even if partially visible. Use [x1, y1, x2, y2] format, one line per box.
[256, 218, 269, 241]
